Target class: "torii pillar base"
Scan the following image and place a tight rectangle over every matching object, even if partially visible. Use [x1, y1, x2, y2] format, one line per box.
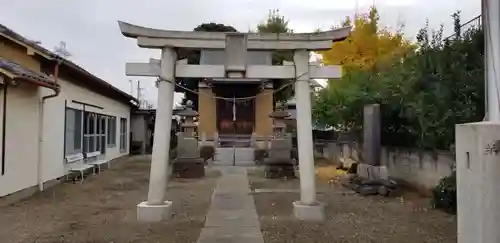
[293, 201, 325, 221]
[137, 201, 173, 222]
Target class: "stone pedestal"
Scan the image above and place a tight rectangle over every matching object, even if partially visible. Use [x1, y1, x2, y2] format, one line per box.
[456, 122, 500, 243]
[356, 164, 389, 181]
[173, 136, 205, 178]
[264, 137, 295, 178]
[137, 201, 173, 222]
[173, 158, 205, 178]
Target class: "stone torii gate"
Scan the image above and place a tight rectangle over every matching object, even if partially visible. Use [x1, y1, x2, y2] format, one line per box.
[118, 21, 350, 222]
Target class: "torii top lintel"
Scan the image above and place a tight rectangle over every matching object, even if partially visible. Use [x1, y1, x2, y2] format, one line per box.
[118, 21, 351, 51]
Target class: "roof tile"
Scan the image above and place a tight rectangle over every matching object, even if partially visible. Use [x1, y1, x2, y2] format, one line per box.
[0, 58, 55, 85]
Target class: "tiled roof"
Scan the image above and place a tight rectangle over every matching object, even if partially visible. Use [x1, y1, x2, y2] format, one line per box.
[0, 58, 58, 88]
[0, 25, 52, 58]
[0, 23, 137, 104]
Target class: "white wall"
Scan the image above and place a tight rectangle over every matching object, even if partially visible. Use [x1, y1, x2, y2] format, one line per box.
[40, 78, 131, 184]
[0, 78, 132, 197]
[0, 83, 41, 197]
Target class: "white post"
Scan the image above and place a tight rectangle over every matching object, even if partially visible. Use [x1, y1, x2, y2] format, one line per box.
[292, 50, 324, 221]
[485, 0, 500, 122]
[137, 47, 176, 222]
[455, 1, 500, 241]
[456, 122, 500, 243]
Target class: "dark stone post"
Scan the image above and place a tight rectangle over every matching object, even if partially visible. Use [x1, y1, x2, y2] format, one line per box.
[363, 104, 381, 166]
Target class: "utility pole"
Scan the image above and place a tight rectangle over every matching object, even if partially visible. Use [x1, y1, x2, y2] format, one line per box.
[129, 80, 133, 96]
[137, 80, 141, 100]
[137, 80, 141, 108]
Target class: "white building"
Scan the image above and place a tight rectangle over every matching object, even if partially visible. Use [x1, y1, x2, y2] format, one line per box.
[0, 24, 136, 201]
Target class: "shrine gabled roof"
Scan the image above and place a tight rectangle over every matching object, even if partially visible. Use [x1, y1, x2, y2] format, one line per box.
[0, 58, 59, 90]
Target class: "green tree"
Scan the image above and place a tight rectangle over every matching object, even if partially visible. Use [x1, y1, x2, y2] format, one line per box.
[313, 11, 484, 149]
[176, 23, 237, 109]
[256, 9, 294, 102]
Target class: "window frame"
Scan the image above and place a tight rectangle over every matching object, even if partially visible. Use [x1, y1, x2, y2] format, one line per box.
[119, 117, 127, 152]
[64, 107, 83, 156]
[106, 116, 117, 148]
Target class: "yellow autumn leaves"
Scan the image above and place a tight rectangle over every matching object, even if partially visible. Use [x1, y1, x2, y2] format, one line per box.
[320, 7, 414, 71]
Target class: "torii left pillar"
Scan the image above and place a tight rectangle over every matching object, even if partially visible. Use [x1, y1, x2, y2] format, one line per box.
[137, 47, 177, 222]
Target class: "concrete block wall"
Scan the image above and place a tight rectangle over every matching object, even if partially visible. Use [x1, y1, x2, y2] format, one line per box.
[381, 147, 455, 191]
[319, 142, 455, 192]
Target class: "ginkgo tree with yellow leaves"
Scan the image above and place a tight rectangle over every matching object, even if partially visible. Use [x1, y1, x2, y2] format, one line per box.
[320, 7, 414, 70]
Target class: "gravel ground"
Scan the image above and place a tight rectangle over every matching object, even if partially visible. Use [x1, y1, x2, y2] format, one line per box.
[0, 155, 219, 243]
[249, 167, 457, 243]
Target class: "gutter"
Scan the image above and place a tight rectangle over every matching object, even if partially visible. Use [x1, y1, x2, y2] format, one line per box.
[37, 59, 61, 191]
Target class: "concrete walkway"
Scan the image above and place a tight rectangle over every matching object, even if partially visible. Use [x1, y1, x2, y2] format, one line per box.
[197, 167, 264, 243]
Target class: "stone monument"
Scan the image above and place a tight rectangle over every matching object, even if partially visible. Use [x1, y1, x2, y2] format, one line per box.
[347, 104, 395, 196]
[357, 104, 388, 180]
[172, 101, 205, 178]
[264, 103, 295, 178]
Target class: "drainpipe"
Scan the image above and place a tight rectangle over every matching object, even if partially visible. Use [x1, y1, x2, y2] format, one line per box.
[1, 80, 8, 176]
[37, 58, 62, 191]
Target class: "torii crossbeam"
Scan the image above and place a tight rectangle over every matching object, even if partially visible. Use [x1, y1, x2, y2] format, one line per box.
[119, 20, 350, 222]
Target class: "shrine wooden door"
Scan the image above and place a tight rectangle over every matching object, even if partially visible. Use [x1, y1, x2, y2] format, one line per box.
[215, 84, 257, 135]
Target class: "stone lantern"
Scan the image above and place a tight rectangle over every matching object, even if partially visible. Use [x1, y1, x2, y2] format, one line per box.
[264, 103, 294, 178]
[270, 102, 291, 136]
[178, 100, 198, 138]
[172, 100, 205, 178]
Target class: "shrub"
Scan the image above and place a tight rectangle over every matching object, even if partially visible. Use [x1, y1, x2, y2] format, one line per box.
[431, 171, 456, 214]
[200, 146, 215, 162]
[169, 149, 177, 163]
[254, 149, 268, 164]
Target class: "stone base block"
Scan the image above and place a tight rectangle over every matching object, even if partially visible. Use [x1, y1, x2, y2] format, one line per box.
[293, 201, 325, 221]
[264, 163, 296, 179]
[173, 158, 205, 178]
[357, 164, 389, 181]
[137, 201, 172, 222]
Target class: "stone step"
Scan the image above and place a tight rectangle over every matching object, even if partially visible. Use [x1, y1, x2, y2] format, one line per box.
[198, 234, 264, 243]
[205, 209, 260, 227]
[198, 227, 264, 243]
[197, 166, 264, 243]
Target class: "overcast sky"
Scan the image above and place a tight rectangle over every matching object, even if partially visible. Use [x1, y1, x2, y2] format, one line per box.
[0, 0, 480, 107]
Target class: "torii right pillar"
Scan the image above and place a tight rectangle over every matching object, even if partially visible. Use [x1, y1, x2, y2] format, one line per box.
[292, 50, 324, 220]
